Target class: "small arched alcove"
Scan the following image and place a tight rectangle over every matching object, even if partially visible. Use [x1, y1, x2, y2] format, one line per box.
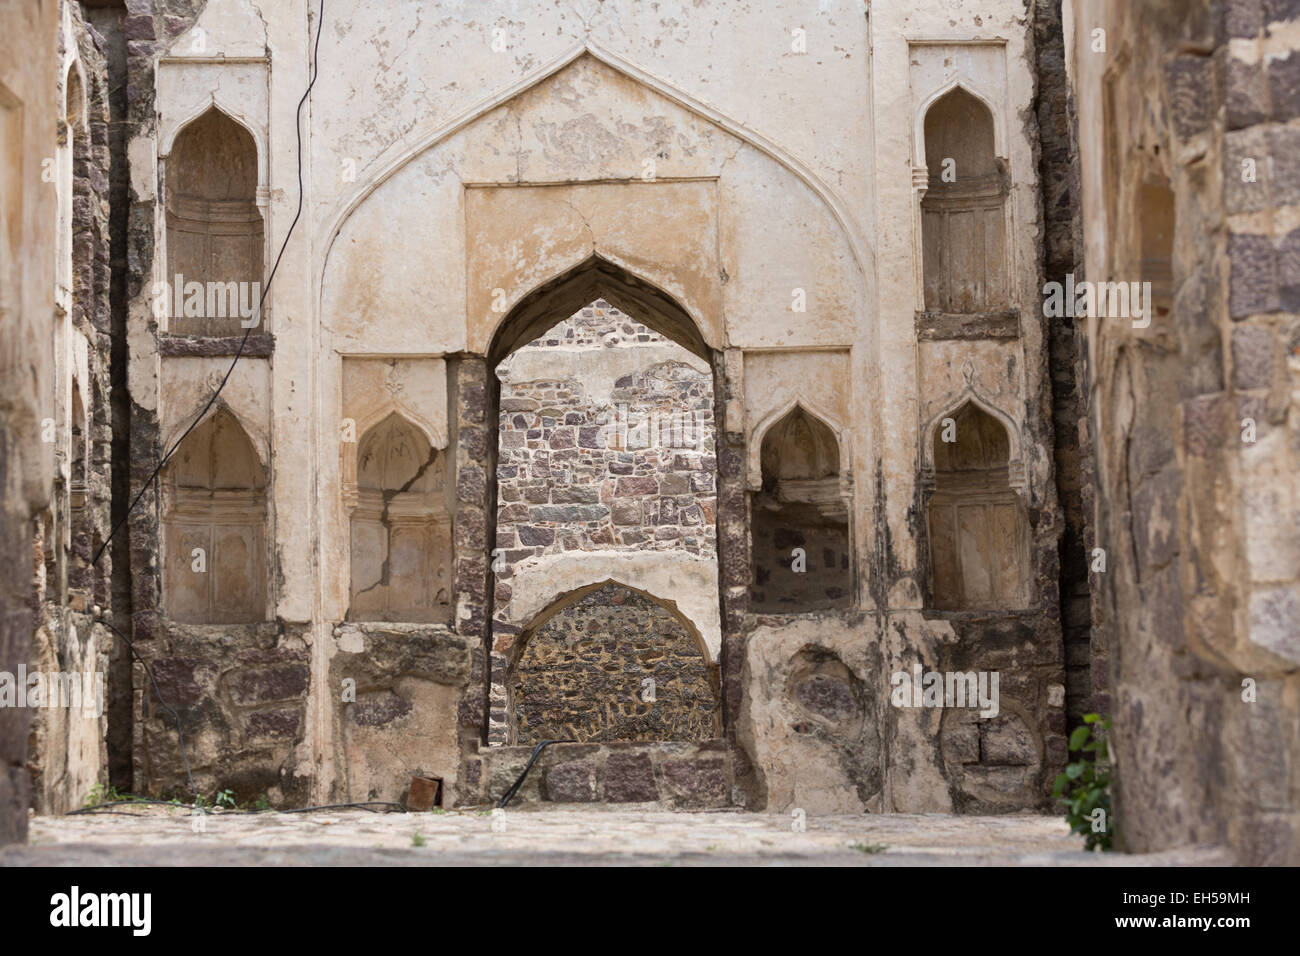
[507, 581, 721, 746]
[749, 404, 851, 612]
[487, 255, 711, 366]
[1139, 178, 1175, 320]
[57, 62, 86, 307]
[921, 87, 1009, 314]
[162, 408, 267, 623]
[348, 412, 451, 623]
[927, 401, 1026, 610]
[165, 109, 264, 336]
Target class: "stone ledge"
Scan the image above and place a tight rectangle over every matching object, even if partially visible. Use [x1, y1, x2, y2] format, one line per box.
[476, 739, 734, 809]
[331, 621, 473, 687]
[158, 333, 275, 357]
[915, 311, 1020, 340]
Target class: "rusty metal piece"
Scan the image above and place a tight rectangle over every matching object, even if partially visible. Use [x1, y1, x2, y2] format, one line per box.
[407, 776, 443, 811]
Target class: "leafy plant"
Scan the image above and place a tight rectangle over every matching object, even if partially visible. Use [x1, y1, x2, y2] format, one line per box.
[411, 831, 427, 847]
[1053, 713, 1112, 851]
[214, 788, 236, 809]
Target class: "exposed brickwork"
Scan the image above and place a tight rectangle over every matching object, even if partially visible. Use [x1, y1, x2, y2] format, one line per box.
[489, 306, 720, 740]
[26, 1, 116, 816]
[493, 304, 715, 577]
[116, 0, 213, 801]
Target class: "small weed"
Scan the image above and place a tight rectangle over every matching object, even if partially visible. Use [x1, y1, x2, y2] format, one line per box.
[850, 842, 888, 854]
[411, 832, 427, 847]
[83, 782, 133, 807]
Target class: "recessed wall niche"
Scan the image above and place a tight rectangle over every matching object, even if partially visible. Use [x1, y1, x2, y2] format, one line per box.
[921, 87, 1009, 313]
[749, 405, 852, 612]
[161, 408, 267, 624]
[926, 401, 1026, 610]
[165, 108, 264, 337]
[340, 357, 452, 624]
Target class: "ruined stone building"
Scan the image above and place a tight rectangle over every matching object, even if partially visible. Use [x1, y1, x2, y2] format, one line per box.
[0, 0, 1296, 864]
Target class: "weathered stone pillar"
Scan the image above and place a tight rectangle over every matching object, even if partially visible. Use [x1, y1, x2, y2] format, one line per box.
[714, 351, 750, 746]
[0, 0, 59, 846]
[451, 357, 492, 769]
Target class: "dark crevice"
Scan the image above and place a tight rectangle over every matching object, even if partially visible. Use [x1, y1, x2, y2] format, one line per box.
[84, 1, 134, 793]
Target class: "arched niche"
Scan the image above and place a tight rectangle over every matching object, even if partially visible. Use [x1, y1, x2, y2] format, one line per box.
[926, 401, 1027, 610]
[165, 108, 264, 336]
[348, 412, 451, 623]
[56, 61, 86, 308]
[749, 404, 852, 612]
[507, 581, 721, 746]
[64, 62, 85, 131]
[920, 87, 1009, 314]
[162, 407, 267, 623]
[485, 262, 721, 747]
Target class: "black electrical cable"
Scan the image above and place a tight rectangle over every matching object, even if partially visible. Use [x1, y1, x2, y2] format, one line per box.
[281, 802, 407, 814]
[497, 739, 576, 808]
[68, 800, 408, 816]
[90, 0, 326, 567]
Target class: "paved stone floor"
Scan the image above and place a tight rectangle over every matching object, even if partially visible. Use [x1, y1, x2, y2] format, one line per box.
[0, 806, 1231, 865]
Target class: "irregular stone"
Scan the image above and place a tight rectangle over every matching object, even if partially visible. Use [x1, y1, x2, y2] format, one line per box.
[1232, 323, 1276, 389]
[604, 752, 659, 802]
[544, 761, 597, 802]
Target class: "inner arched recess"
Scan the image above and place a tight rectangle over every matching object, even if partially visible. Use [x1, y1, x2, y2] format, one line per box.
[483, 255, 721, 747]
[487, 255, 711, 366]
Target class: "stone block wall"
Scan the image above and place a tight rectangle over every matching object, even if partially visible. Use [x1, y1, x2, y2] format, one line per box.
[1033, 0, 1097, 728]
[134, 621, 311, 805]
[1070, 0, 1300, 863]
